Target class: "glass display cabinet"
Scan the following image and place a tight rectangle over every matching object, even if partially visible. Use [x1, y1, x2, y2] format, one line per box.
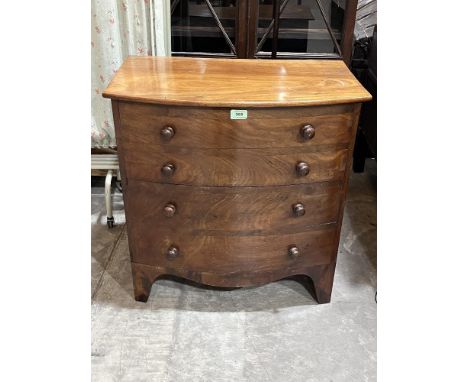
[170, 0, 357, 63]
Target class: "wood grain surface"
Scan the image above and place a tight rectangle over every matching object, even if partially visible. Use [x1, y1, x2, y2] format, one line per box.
[106, 60, 369, 303]
[124, 180, 343, 235]
[128, 225, 337, 273]
[122, 145, 348, 186]
[118, 102, 356, 149]
[103, 56, 372, 107]
[131, 261, 335, 303]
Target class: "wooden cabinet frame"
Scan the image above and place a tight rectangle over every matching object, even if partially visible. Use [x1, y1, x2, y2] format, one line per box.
[171, 0, 357, 64]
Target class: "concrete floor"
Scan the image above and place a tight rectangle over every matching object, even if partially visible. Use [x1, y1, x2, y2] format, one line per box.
[91, 160, 377, 382]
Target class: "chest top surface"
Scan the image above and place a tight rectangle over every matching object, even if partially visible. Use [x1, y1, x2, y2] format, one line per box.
[103, 56, 371, 108]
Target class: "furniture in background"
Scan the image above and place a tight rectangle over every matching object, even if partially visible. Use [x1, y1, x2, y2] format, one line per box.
[351, 24, 376, 172]
[171, 0, 358, 63]
[103, 56, 371, 303]
[354, 0, 376, 42]
[91, 151, 121, 227]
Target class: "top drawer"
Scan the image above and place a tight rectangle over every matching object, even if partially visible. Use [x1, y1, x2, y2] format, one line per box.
[118, 102, 356, 149]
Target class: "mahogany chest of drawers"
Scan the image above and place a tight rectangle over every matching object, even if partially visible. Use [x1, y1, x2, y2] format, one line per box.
[103, 56, 371, 304]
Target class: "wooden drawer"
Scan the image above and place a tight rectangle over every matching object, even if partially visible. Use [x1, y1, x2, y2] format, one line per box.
[128, 225, 337, 273]
[118, 102, 356, 149]
[123, 146, 348, 186]
[125, 180, 343, 236]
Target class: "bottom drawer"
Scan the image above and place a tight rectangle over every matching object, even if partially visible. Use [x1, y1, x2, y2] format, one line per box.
[128, 225, 338, 274]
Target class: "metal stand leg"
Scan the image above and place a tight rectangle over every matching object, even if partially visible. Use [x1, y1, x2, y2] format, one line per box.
[105, 170, 114, 228]
[116, 169, 123, 193]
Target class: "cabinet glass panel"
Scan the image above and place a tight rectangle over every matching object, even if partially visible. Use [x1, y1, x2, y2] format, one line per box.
[256, 0, 346, 57]
[171, 0, 238, 56]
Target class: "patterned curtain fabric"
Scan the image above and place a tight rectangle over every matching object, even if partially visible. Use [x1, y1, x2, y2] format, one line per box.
[92, 0, 153, 148]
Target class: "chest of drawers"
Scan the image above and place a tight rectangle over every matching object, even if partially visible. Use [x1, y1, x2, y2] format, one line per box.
[103, 57, 371, 304]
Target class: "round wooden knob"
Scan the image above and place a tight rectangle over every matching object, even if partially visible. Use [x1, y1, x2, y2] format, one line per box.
[301, 124, 315, 140]
[161, 163, 176, 176]
[292, 203, 305, 217]
[163, 203, 176, 217]
[296, 161, 310, 176]
[167, 245, 179, 260]
[288, 245, 300, 259]
[160, 126, 175, 140]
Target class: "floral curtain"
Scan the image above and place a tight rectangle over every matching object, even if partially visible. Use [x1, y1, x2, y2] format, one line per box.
[91, 0, 153, 148]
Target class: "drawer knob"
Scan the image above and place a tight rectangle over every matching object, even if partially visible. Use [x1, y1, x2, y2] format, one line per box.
[295, 161, 310, 176]
[301, 124, 315, 140]
[167, 245, 180, 260]
[292, 203, 305, 217]
[161, 162, 176, 177]
[163, 203, 176, 217]
[160, 126, 175, 140]
[288, 245, 300, 259]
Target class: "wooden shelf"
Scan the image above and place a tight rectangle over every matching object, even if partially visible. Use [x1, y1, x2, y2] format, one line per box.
[186, 4, 314, 20]
[172, 25, 341, 41]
